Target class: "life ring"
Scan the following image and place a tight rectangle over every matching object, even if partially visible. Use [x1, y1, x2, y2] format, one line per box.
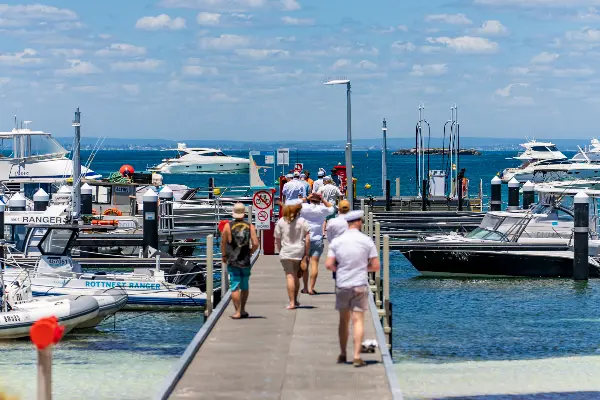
[102, 208, 122, 216]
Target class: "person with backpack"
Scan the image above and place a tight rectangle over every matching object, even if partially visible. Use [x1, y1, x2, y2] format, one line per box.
[275, 199, 310, 309]
[221, 203, 259, 319]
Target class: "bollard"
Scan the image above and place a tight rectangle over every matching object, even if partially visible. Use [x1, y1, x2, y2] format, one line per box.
[361, 205, 367, 233]
[9, 193, 26, 212]
[457, 176, 463, 212]
[33, 189, 49, 212]
[375, 221, 381, 307]
[221, 260, 229, 298]
[368, 211, 374, 239]
[383, 234, 390, 346]
[81, 183, 93, 215]
[208, 178, 215, 200]
[421, 179, 428, 211]
[396, 177, 400, 199]
[206, 234, 214, 315]
[507, 177, 520, 211]
[159, 186, 174, 231]
[522, 180, 535, 210]
[491, 176, 502, 211]
[385, 180, 391, 211]
[142, 189, 159, 257]
[574, 192, 589, 280]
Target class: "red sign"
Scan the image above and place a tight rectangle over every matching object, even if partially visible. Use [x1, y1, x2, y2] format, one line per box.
[257, 210, 269, 222]
[252, 190, 273, 210]
[294, 163, 304, 173]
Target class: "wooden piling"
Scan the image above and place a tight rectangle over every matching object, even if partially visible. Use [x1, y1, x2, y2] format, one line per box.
[205, 235, 214, 316]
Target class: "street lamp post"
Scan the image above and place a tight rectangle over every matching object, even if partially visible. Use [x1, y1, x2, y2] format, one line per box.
[324, 78, 353, 208]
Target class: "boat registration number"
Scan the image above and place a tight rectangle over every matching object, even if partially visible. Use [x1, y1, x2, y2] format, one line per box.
[4, 315, 20, 323]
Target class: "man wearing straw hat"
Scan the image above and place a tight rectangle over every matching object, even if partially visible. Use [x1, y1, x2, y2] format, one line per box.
[221, 203, 259, 319]
[326, 210, 380, 367]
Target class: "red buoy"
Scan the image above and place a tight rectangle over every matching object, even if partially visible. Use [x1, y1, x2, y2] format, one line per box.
[119, 164, 135, 177]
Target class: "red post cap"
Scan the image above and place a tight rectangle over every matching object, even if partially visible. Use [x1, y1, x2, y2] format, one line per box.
[30, 316, 64, 350]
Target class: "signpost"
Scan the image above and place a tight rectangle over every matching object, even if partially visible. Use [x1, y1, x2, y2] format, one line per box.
[252, 189, 273, 231]
[277, 148, 290, 175]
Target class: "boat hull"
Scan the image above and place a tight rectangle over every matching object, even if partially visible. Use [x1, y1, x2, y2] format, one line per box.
[401, 250, 600, 278]
[151, 160, 249, 174]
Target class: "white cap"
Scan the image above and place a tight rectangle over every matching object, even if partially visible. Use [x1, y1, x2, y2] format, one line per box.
[33, 188, 49, 202]
[508, 177, 520, 187]
[143, 188, 158, 202]
[575, 191, 590, 204]
[522, 180, 534, 191]
[159, 186, 174, 199]
[286, 173, 293, 178]
[324, 175, 332, 182]
[343, 210, 364, 222]
[81, 183, 93, 195]
[9, 193, 26, 208]
[491, 176, 502, 184]
[318, 170, 325, 177]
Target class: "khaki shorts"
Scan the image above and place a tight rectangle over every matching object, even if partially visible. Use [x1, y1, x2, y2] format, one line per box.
[281, 259, 301, 275]
[335, 285, 369, 312]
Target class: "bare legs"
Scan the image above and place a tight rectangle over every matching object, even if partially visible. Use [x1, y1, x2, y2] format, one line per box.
[231, 289, 241, 318]
[241, 290, 249, 315]
[338, 310, 365, 362]
[285, 273, 300, 309]
[309, 256, 320, 294]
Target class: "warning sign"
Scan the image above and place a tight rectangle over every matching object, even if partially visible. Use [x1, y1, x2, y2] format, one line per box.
[255, 210, 270, 230]
[252, 190, 273, 210]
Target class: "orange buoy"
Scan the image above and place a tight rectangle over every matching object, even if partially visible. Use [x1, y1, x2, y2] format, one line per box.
[92, 219, 119, 226]
[102, 208, 122, 216]
[119, 164, 135, 177]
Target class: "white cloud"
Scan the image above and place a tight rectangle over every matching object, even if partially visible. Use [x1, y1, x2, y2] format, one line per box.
[425, 14, 472, 25]
[55, 60, 101, 76]
[196, 12, 221, 25]
[509, 66, 531, 75]
[553, 67, 594, 77]
[281, 0, 301, 10]
[51, 48, 85, 58]
[566, 28, 600, 42]
[122, 84, 140, 96]
[410, 64, 448, 76]
[0, 4, 77, 21]
[397, 25, 408, 31]
[357, 60, 377, 70]
[200, 34, 250, 49]
[531, 52, 559, 63]
[0, 48, 41, 65]
[95, 43, 146, 57]
[209, 92, 239, 102]
[475, 20, 508, 35]
[160, 0, 267, 10]
[578, 7, 600, 20]
[182, 65, 219, 75]
[495, 83, 529, 97]
[331, 59, 352, 70]
[231, 12, 252, 20]
[135, 14, 186, 30]
[110, 59, 164, 72]
[235, 49, 289, 58]
[281, 16, 314, 25]
[391, 41, 416, 52]
[428, 36, 498, 53]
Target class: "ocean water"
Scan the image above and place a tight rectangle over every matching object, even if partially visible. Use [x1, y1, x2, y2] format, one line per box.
[3, 148, 594, 399]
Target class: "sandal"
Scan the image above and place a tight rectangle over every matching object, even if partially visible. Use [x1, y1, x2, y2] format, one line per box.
[301, 289, 309, 294]
[309, 290, 318, 295]
[241, 312, 249, 318]
[337, 354, 346, 364]
[353, 359, 367, 368]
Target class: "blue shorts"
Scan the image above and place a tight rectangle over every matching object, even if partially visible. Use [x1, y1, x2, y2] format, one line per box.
[309, 239, 324, 258]
[229, 266, 251, 291]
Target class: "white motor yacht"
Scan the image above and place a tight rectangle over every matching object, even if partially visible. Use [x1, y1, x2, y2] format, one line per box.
[501, 140, 568, 182]
[149, 143, 249, 174]
[572, 138, 600, 162]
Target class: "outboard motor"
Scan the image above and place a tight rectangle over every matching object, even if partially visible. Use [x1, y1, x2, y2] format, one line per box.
[167, 258, 202, 286]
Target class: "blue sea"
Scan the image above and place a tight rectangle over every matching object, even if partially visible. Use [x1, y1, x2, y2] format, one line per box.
[3, 149, 598, 399]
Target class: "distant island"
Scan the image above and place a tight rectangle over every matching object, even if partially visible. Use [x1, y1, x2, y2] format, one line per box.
[392, 148, 482, 156]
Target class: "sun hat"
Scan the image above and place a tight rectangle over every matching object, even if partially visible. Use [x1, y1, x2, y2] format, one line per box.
[324, 175, 332, 182]
[232, 202, 246, 219]
[309, 192, 323, 202]
[317, 170, 325, 177]
[338, 199, 351, 213]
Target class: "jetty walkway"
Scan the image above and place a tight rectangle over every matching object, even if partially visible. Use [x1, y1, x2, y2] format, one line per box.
[159, 255, 401, 399]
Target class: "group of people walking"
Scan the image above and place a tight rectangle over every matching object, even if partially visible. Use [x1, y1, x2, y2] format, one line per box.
[221, 167, 378, 367]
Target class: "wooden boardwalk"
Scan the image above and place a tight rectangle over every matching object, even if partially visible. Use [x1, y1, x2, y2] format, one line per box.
[168, 255, 395, 399]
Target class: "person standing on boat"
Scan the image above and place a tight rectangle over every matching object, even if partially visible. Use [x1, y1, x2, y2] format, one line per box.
[326, 210, 379, 367]
[275, 199, 310, 309]
[282, 171, 307, 202]
[312, 170, 326, 193]
[300, 193, 334, 295]
[303, 170, 314, 191]
[221, 203, 259, 319]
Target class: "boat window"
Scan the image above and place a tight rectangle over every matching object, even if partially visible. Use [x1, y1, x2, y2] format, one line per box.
[38, 229, 75, 256]
[204, 152, 218, 156]
[531, 146, 550, 152]
[479, 214, 503, 230]
[216, 152, 226, 157]
[465, 228, 506, 241]
[11, 134, 67, 159]
[547, 146, 559, 151]
[96, 186, 112, 204]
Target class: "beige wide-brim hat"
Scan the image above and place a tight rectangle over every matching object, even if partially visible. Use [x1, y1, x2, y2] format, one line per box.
[232, 202, 246, 219]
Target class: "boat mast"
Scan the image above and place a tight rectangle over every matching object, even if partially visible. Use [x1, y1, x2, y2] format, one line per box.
[72, 108, 81, 222]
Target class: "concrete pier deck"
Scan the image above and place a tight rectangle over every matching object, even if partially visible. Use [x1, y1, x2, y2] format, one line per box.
[167, 255, 396, 399]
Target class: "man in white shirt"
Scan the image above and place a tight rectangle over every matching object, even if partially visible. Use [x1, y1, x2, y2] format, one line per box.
[300, 192, 334, 294]
[318, 176, 342, 205]
[326, 199, 350, 280]
[282, 171, 307, 202]
[326, 210, 380, 367]
[312, 170, 325, 194]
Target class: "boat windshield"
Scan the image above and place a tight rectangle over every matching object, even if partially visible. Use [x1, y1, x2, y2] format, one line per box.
[197, 151, 227, 157]
[465, 228, 507, 241]
[531, 145, 559, 152]
[4, 134, 67, 158]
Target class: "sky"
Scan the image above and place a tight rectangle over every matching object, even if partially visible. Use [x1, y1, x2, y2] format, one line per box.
[1, 0, 600, 141]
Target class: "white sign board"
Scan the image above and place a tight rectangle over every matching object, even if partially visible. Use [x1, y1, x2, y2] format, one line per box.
[277, 148, 290, 166]
[252, 190, 273, 230]
[265, 155, 274, 164]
